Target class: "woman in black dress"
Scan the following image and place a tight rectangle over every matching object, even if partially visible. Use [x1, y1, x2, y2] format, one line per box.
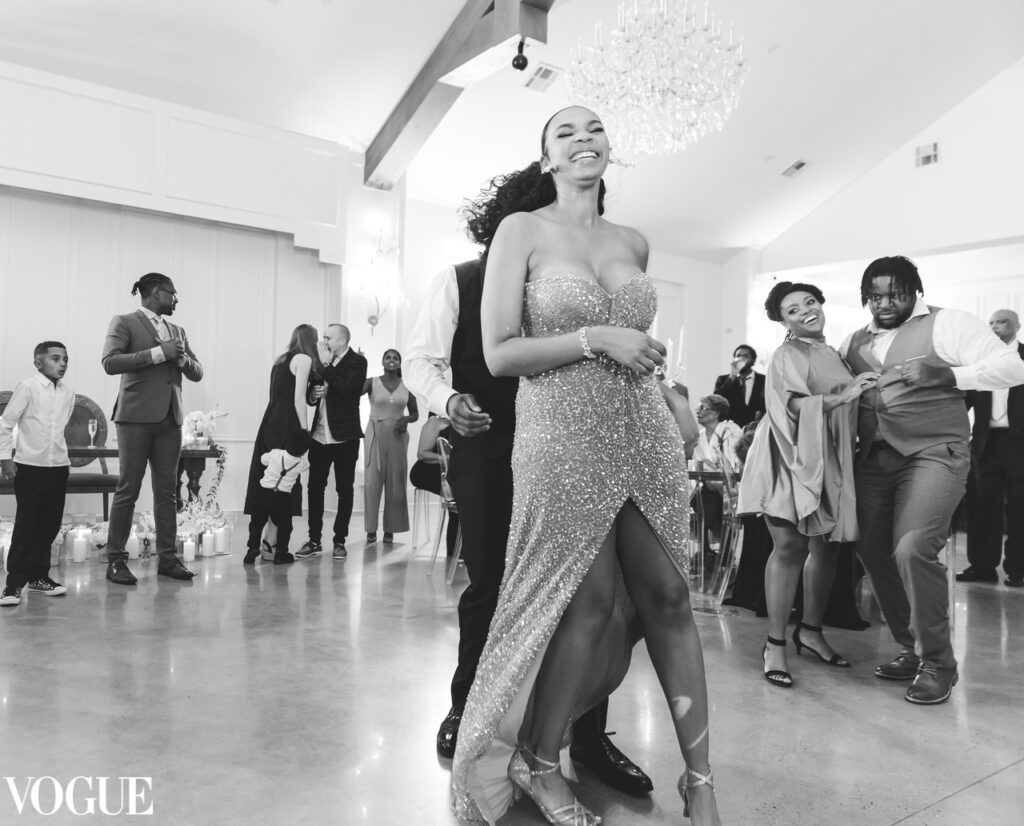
[243, 324, 320, 563]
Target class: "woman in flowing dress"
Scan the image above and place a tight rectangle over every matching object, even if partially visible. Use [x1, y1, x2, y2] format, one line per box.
[450, 105, 721, 826]
[738, 282, 879, 687]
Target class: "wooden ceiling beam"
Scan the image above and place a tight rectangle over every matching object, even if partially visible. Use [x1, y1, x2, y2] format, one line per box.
[363, 0, 552, 190]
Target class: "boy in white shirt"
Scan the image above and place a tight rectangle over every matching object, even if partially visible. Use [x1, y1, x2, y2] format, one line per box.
[0, 341, 75, 605]
[244, 429, 311, 566]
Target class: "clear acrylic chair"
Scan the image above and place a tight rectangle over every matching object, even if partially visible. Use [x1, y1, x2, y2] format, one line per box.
[411, 487, 440, 549]
[689, 449, 743, 614]
[426, 436, 463, 583]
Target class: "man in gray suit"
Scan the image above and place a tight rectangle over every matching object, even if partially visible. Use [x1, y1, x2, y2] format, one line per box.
[102, 272, 204, 583]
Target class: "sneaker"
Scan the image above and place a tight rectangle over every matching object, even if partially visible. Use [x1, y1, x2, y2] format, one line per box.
[0, 586, 21, 606]
[28, 577, 67, 597]
[295, 540, 323, 559]
[383, 532, 394, 544]
[333, 543, 348, 560]
[366, 532, 377, 544]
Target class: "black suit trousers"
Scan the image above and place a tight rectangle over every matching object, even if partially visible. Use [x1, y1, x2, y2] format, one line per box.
[967, 430, 1024, 578]
[6, 464, 68, 588]
[446, 446, 514, 708]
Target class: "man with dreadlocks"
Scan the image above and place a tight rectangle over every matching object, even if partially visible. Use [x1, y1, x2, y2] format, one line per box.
[841, 255, 1024, 704]
[101, 272, 204, 584]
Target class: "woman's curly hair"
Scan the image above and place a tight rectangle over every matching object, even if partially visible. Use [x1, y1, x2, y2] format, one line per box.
[460, 107, 607, 258]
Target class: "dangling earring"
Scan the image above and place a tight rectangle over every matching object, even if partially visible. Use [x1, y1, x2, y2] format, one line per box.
[608, 148, 632, 168]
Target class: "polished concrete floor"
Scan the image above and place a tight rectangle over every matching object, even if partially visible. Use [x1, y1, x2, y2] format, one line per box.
[1, 518, 1023, 825]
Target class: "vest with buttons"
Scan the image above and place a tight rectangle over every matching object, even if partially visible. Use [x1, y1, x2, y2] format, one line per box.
[845, 306, 968, 455]
[449, 259, 519, 458]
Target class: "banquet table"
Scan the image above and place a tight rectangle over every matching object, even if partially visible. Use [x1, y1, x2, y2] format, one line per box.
[69, 446, 222, 511]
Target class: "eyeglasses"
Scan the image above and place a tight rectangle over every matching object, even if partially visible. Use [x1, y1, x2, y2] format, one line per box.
[866, 291, 910, 305]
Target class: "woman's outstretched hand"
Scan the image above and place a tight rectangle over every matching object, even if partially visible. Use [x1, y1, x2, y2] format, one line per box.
[588, 327, 666, 375]
[840, 371, 880, 404]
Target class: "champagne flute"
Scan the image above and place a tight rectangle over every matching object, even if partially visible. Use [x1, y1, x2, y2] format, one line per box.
[87, 418, 98, 448]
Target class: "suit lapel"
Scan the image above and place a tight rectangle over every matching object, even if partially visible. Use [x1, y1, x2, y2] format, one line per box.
[135, 309, 163, 346]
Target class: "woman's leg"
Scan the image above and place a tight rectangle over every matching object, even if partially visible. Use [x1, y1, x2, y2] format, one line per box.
[799, 537, 845, 660]
[520, 532, 619, 814]
[763, 517, 810, 675]
[614, 502, 720, 826]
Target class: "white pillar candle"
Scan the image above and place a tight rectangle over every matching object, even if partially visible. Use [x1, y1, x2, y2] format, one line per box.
[126, 536, 140, 560]
[214, 527, 229, 554]
[72, 537, 88, 563]
[183, 538, 196, 562]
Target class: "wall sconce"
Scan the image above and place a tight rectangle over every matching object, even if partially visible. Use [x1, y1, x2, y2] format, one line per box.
[357, 227, 403, 336]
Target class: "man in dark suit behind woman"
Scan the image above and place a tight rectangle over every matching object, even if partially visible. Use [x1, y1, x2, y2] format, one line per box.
[713, 343, 765, 427]
[102, 272, 203, 584]
[958, 309, 1024, 587]
[297, 323, 367, 560]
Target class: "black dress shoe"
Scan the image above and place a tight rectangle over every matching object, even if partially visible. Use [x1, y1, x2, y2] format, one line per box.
[1005, 576, 1024, 588]
[955, 566, 998, 583]
[570, 732, 653, 797]
[157, 561, 195, 580]
[106, 561, 138, 585]
[436, 705, 463, 759]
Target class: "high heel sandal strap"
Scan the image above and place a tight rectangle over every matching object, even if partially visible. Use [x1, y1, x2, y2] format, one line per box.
[798, 622, 823, 632]
[766, 635, 786, 647]
[684, 767, 714, 790]
[521, 745, 561, 775]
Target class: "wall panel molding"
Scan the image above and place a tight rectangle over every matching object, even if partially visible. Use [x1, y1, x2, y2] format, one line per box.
[0, 60, 351, 264]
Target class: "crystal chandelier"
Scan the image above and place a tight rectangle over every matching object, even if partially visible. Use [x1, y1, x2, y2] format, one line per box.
[568, 0, 748, 156]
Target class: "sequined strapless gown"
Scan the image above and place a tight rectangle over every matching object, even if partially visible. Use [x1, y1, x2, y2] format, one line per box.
[451, 272, 690, 823]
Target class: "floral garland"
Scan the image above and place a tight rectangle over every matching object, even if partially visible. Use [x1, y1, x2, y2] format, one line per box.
[178, 435, 228, 537]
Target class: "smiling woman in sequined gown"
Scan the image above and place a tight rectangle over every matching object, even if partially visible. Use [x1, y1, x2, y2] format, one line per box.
[449, 106, 721, 826]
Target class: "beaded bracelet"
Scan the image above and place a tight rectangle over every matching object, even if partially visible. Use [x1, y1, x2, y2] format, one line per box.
[578, 327, 597, 359]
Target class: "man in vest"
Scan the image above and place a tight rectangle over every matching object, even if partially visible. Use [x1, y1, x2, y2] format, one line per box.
[405, 257, 654, 796]
[841, 256, 1024, 704]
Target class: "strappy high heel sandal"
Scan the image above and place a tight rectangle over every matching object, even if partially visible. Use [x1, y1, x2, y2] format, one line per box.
[678, 766, 716, 820]
[259, 539, 274, 562]
[763, 635, 793, 688]
[508, 746, 601, 826]
[793, 622, 850, 667]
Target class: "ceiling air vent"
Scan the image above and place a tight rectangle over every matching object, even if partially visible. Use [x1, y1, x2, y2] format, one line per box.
[524, 63, 562, 92]
[781, 160, 807, 178]
[916, 142, 939, 167]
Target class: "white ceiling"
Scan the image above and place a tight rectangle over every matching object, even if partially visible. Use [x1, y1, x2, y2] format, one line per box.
[1, 0, 1022, 262]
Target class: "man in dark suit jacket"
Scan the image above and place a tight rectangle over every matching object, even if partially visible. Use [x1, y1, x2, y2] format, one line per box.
[958, 309, 1024, 587]
[296, 323, 367, 560]
[102, 272, 203, 584]
[713, 343, 765, 427]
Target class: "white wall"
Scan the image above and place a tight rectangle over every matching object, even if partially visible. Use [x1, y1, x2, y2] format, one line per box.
[0, 185, 338, 517]
[648, 250, 725, 402]
[0, 59, 351, 265]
